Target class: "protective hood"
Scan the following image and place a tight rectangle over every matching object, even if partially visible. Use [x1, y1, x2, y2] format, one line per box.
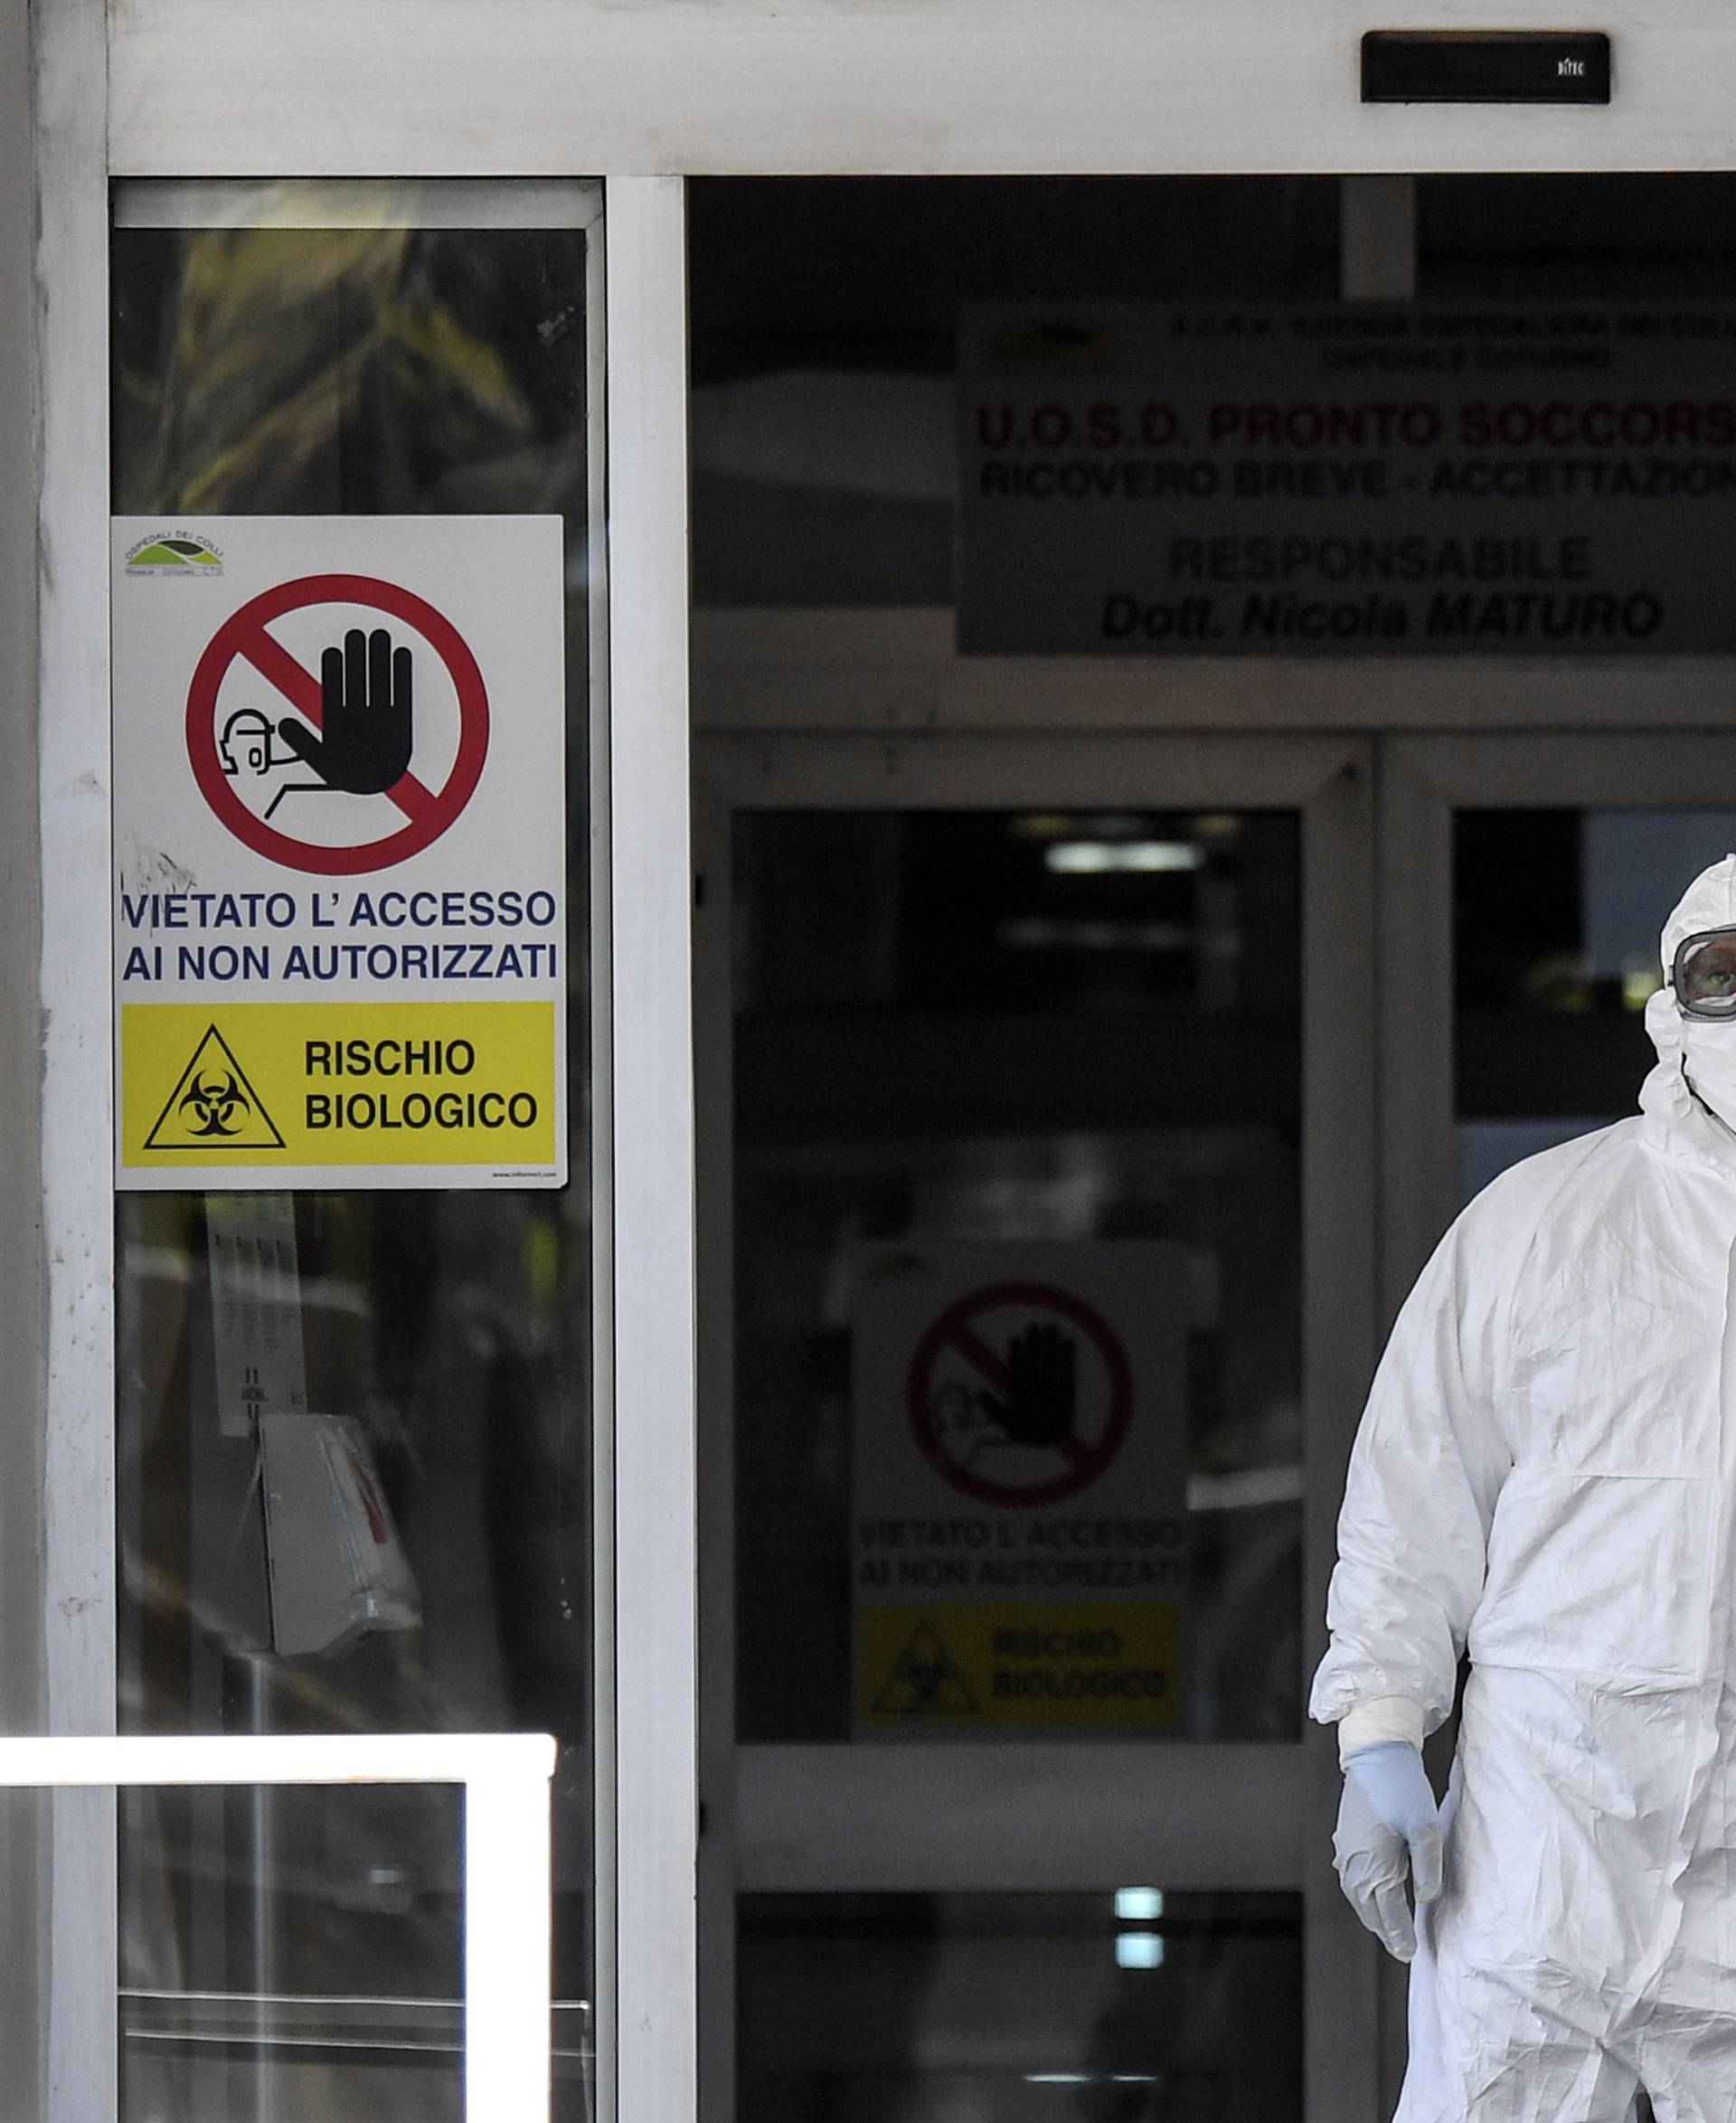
[1644, 854, 1736, 1142]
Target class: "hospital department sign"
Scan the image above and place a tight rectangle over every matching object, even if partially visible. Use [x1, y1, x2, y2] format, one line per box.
[958, 304, 1736, 654]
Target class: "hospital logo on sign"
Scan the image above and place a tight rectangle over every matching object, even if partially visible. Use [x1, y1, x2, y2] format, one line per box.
[125, 532, 225, 577]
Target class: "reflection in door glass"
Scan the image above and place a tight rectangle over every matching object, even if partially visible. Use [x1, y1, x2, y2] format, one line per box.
[688, 178, 1342, 610]
[733, 810, 1302, 1741]
[111, 209, 595, 2118]
[1455, 809, 1736, 1203]
[738, 1891, 1301, 2121]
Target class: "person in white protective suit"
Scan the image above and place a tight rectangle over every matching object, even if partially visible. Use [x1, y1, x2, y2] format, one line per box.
[1313, 854, 1736, 2123]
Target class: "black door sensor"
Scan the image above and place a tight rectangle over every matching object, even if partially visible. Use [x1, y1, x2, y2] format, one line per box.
[1362, 32, 1610, 104]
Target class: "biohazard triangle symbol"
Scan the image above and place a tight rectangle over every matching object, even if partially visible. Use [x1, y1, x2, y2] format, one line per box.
[144, 1024, 285, 1152]
[873, 1619, 977, 1716]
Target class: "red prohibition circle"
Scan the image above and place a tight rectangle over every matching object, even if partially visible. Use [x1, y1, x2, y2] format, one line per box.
[906, 1280, 1133, 1507]
[185, 572, 490, 877]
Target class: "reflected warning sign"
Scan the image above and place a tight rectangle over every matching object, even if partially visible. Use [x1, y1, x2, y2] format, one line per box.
[908, 1282, 1132, 1507]
[859, 1601, 1181, 1730]
[870, 1618, 978, 1717]
[853, 1242, 1189, 1735]
[144, 1024, 286, 1152]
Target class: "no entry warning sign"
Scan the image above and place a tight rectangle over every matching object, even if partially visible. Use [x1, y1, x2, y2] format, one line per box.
[852, 1242, 1189, 1734]
[185, 574, 490, 876]
[907, 1281, 1133, 1507]
[112, 517, 567, 1190]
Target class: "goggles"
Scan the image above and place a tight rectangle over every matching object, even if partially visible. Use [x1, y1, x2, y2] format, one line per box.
[1674, 926, 1736, 1018]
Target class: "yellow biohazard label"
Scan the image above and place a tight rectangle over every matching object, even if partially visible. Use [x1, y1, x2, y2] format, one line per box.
[144, 1023, 287, 1151]
[121, 1000, 557, 1171]
[856, 1601, 1181, 1729]
[871, 1620, 978, 1716]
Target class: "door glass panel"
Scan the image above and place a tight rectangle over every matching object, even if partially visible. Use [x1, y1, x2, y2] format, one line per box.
[111, 202, 596, 2118]
[1455, 808, 1736, 1203]
[734, 808, 1302, 1742]
[738, 1890, 1302, 2120]
[689, 178, 1342, 612]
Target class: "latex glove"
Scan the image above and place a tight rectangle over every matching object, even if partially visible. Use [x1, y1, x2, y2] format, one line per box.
[1333, 1740, 1443, 1962]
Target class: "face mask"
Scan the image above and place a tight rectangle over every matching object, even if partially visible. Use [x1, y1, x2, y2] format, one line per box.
[1682, 1018, 1736, 1133]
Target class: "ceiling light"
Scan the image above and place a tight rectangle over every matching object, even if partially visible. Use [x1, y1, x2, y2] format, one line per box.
[1045, 841, 1202, 875]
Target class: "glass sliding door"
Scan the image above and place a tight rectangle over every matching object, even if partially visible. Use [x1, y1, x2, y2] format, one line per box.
[731, 801, 1305, 1749]
[696, 732, 1378, 2122]
[1382, 736, 1736, 1313]
[108, 182, 604, 2120]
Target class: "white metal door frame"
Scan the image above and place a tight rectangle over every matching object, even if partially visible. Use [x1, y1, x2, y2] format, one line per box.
[603, 171, 701, 2123]
[694, 728, 1381, 2123]
[1378, 732, 1736, 1313]
[0, 0, 44, 2106]
[35, 3, 118, 2118]
[32, 125, 700, 2123]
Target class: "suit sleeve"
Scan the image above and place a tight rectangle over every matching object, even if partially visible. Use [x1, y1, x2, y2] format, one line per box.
[1309, 1208, 1515, 1737]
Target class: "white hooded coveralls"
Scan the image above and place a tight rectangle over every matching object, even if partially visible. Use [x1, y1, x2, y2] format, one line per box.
[1314, 858, 1736, 2123]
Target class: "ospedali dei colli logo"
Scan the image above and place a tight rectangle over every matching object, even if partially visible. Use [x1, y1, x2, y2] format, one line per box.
[125, 532, 226, 576]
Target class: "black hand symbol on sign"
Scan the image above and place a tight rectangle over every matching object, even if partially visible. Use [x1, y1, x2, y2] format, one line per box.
[976, 1323, 1078, 1448]
[277, 628, 414, 796]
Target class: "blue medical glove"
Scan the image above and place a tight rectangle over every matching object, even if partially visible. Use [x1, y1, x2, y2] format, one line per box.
[1333, 1740, 1443, 1963]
